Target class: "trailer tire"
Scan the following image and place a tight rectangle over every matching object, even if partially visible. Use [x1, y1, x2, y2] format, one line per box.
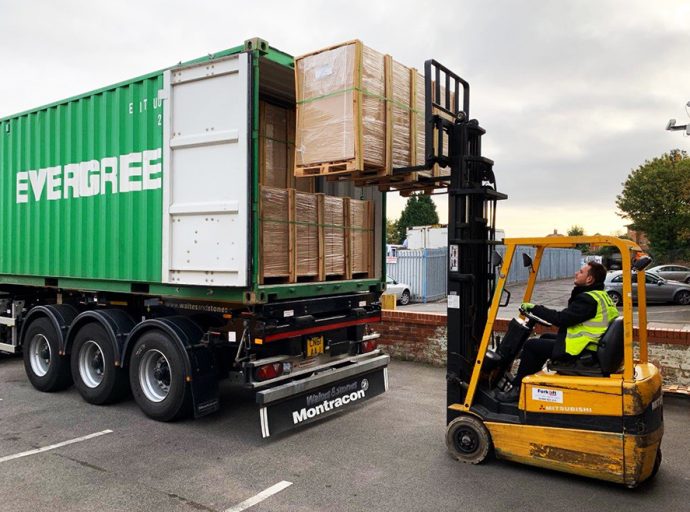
[71, 323, 129, 405]
[446, 415, 492, 464]
[129, 330, 192, 421]
[23, 318, 72, 392]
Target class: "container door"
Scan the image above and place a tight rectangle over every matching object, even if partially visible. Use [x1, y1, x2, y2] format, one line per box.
[162, 53, 249, 286]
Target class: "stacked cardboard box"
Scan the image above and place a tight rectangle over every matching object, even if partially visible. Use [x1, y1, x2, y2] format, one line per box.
[259, 186, 373, 284]
[260, 100, 313, 192]
[294, 40, 451, 195]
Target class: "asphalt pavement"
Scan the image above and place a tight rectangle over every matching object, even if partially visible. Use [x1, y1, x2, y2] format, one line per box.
[1, 355, 689, 512]
[400, 278, 690, 330]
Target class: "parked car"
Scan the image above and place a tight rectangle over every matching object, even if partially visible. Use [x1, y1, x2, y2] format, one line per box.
[604, 271, 690, 306]
[648, 265, 690, 284]
[385, 276, 412, 305]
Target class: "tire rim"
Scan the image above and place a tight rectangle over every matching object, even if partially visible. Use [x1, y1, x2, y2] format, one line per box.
[454, 427, 479, 455]
[78, 340, 105, 388]
[139, 349, 171, 403]
[29, 334, 51, 377]
[611, 293, 621, 306]
[679, 292, 690, 305]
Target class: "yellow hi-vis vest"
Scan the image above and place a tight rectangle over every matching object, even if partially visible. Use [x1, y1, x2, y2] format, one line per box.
[565, 290, 619, 356]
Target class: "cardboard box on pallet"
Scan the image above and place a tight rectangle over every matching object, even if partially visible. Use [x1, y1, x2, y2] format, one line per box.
[260, 100, 314, 191]
[294, 41, 386, 176]
[259, 186, 373, 284]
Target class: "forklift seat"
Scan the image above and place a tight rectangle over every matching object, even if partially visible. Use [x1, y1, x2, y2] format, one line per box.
[548, 317, 624, 377]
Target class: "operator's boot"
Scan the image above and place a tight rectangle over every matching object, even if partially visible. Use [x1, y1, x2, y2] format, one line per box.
[496, 385, 520, 403]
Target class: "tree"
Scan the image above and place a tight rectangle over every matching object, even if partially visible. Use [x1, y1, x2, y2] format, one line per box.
[386, 219, 399, 244]
[616, 150, 690, 262]
[395, 195, 439, 244]
[567, 225, 588, 252]
[567, 225, 584, 236]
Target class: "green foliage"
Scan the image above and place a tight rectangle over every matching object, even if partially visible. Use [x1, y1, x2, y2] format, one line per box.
[567, 225, 589, 252]
[386, 219, 399, 244]
[616, 149, 690, 262]
[395, 195, 440, 244]
[567, 225, 584, 236]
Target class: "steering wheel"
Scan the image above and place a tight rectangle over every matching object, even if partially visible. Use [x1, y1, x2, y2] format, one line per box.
[518, 307, 553, 327]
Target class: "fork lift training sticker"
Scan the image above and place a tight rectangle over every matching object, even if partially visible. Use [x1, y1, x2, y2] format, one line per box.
[532, 387, 564, 403]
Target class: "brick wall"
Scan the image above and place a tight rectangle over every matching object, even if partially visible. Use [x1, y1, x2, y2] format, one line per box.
[377, 311, 690, 387]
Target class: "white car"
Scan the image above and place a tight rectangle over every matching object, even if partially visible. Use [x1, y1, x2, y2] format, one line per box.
[648, 265, 690, 284]
[385, 276, 412, 305]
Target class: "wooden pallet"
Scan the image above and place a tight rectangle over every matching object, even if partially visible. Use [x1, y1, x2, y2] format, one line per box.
[295, 159, 364, 177]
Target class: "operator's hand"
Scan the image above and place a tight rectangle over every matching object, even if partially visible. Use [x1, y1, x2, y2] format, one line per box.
[520, 302, 535, 312]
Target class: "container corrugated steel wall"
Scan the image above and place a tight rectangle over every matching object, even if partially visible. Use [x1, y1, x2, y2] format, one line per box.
[0, 75, 164, 282]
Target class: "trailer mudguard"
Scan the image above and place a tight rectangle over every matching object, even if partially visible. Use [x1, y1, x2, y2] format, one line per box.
[64, 309, 136, 363]
[19, 304, 79, 354]
[122, 316, 219, 418]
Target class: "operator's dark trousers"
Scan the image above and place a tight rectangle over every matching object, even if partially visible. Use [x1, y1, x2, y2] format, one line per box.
[514, 334, 558, 385]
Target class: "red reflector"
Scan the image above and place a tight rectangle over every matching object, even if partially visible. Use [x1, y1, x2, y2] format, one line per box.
[361, 340, 377, 353]
[255, 363, 283, 381]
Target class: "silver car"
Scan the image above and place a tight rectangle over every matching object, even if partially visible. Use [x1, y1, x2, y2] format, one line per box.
[604, 271, 690, 305]
[648, 265, 690, 284]
[385, 276, 412, 305]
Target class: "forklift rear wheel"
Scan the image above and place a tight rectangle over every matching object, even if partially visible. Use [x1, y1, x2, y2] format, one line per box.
[446, 415, 492, 464]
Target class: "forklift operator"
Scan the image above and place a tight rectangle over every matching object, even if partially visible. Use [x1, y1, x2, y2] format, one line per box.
[496, 261, 618, 402]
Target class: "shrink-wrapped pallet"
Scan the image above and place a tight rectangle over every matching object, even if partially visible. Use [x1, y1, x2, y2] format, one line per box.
[295, 191, 319, 278]
[348, 199, 373, 276]
[261, 102, 289, 188]
[260, 101, 313, 191]
[322, 195, 346, 276]
[390, 60, 413, 168]
[260, 186, 290, 280]
[295, 41, 386, 175]
[414, 72, 426, 168]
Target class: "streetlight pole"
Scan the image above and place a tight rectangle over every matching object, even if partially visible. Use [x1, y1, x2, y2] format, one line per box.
[666, 101, 690, 134]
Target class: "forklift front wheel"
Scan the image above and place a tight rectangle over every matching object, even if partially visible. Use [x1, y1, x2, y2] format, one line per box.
[446, 415, 492, 464]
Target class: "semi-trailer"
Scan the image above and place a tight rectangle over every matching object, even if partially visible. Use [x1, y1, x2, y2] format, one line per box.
[0, 38, 389, 438]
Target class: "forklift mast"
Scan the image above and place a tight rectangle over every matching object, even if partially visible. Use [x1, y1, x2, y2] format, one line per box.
[422, 61, 507, 422]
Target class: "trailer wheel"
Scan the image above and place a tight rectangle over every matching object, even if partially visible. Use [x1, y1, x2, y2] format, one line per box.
[446, 415, 492, 464]
[129, 330, 191, 421]
[23, 318, 72, 392]
[71, 323, 129, 405]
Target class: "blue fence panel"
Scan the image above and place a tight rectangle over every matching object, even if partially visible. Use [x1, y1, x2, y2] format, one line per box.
[387, 246, 581, 303]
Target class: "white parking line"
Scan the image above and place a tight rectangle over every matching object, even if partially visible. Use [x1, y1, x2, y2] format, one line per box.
[0, 430, 113, 464]
[224, 481, 293, 512]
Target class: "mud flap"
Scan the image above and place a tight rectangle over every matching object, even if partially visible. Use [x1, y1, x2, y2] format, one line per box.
[257, 354, 390, 438]
[189, 345, 220, 418]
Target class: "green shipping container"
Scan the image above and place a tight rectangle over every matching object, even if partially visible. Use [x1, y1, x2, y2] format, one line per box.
[0, 40, 384, 304]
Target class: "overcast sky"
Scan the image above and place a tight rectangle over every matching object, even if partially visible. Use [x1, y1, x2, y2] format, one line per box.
[2, 0, 688, 237]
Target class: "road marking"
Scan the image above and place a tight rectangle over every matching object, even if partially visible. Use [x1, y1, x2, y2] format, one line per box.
[224, 481, 293, 512]
[0, 430, 113, 464]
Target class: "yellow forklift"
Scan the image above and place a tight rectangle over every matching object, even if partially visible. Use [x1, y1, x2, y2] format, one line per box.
[395, 61, 662, 487]
[445, 236, 663, 487]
